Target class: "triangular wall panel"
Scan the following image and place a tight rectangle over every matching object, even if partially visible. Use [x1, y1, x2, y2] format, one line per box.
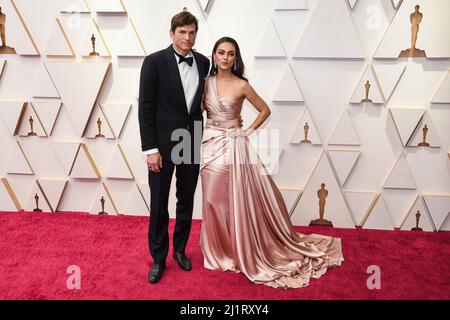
[255, 19, 286, 57]
[70, 144, 101, 179]
[328, 110, 361, 146]
[293, 0, 364, 58]
[439, 213, 450, 231]
[0, 102, 27, 136]
[290, 109, 322, 145]
[44, 18, 75, 57]
[52, 142, 80, 175]
[137, 183, 150, 209]
[114, 20, 146, 57]
[347, 0, 358, 9]
[196, 0, 212, 12]
[345, 191, 378, 226]
[375, 0, 450, 58]
[45, 61, 111, 137]
[0, 177, 22, 211]
[84, 107, 115, 139]
[6, 141, 34, 175]
[391, 0, 403, 10]
[407, 112, 441, 148]
[362, 194, 395, 230]
[350, 65, 384, 104]
[105, 145, 134, 180]
[389, 108, 425, 147]
[372, 62, 407, 103]
[24, 182, 52, 213]
[123, 184, 149, 216]
[0, 0, 39, 55]
[328, 150, 360, 186]
[101, 103, 131, 138]
[423, 195, 450, 231]
[80, 19, 111, 57]
[16, 103, 47, 137]
[272, 64, 304, 102]
[290, 152, 355, 228]
[383, 154, 416, 190]
[30, 101, 62, 136]
[37, 179, 68, 212]
[32, 63, 61, 98]
[431, 71, 450, 104]
[91, 182, 118, 215]
[382, 190, 419, 228]
[400, 195, 435, 232]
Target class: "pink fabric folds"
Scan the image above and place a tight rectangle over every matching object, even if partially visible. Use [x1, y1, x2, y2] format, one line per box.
[200, 76, 344, 288]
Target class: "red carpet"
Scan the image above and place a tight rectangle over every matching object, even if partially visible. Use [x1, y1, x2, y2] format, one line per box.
[0, 211, 448, 300]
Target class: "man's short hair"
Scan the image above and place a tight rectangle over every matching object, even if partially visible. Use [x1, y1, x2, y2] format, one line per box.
[171, 11, 199, 33]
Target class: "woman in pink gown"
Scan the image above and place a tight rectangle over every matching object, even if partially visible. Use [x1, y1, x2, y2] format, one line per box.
[200, 37, 344, 289]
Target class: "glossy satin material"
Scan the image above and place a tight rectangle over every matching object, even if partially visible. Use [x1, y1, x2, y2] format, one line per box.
[200, 76, 344, 288]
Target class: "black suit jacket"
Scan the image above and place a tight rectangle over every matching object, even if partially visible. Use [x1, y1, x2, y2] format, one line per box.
[138, 45, 210, 162]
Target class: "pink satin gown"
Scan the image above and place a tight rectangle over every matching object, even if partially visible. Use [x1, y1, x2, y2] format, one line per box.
[200, 76, 344, 289]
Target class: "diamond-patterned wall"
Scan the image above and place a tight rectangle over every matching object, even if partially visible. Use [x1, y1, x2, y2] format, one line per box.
[0, 0, 449, 232]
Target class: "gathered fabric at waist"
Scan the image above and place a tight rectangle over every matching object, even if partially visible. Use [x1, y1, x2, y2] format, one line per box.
[206, 118, 240, 129]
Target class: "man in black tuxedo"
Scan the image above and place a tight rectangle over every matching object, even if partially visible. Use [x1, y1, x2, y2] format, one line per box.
[138, 11, 210, 284]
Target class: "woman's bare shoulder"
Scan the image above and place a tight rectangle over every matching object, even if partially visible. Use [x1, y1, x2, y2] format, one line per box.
[231, 77, 249, 91]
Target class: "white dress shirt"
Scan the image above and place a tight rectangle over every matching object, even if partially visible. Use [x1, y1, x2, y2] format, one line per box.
[143, 46, 200, 156]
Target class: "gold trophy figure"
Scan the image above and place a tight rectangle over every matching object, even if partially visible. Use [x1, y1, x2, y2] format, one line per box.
[89, 34, 99, 56]
[418, 124, 430, 147]
[309, 183, 333, 227]
[28, 115, 37, 136]
[361, 80, 373, 103]
[98, 196, 108, 215]
[0, 7, 16, 54]
[399, 5, 427, 58]
[411, 210, 423, 231]
[33, 193, 43, 212]
[301, 122, 311, 144]
[95, 117, 105, 138]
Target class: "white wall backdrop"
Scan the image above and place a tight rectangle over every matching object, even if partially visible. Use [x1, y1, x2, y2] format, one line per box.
[0, 0, 449, 231]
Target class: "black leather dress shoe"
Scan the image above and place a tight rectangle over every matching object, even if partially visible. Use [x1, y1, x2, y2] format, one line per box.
[148, 263, 165, 283]
[173, 252, 192, 271]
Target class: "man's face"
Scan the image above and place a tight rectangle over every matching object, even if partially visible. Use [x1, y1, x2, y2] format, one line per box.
[170, 24, 197, 53]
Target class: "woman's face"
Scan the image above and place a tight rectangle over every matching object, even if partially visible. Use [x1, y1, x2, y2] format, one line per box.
[214, 42, 237, 71]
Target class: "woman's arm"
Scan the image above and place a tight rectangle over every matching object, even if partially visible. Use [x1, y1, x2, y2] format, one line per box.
[242, 82, 271, 135]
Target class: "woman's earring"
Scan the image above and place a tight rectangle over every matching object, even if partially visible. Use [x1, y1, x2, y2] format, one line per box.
[233, 62, 237, 72]
[213, 59, 217, 70]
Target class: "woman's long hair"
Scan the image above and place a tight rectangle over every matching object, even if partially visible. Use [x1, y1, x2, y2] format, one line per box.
[209, 37, 248, 82]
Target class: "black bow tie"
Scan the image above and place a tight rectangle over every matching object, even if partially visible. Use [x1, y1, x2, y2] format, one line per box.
[174, 50, 194, 67]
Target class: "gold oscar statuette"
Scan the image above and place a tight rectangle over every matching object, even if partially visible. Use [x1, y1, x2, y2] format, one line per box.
[399, 5, 427, 58]
[28, 115, 37, 136]
[95, 117, 105, 138]
[301, 122, 311, 144]
[0, 7, 17, 54]
[411, 210, 423, 231]
[99, 196, 108, 215]
[361, 80, 373, 103]
[309, 183, 333, 227]
[89, 34, 99, 56]
[33, 193, 43, 212]
[418, 124, 430, 147]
